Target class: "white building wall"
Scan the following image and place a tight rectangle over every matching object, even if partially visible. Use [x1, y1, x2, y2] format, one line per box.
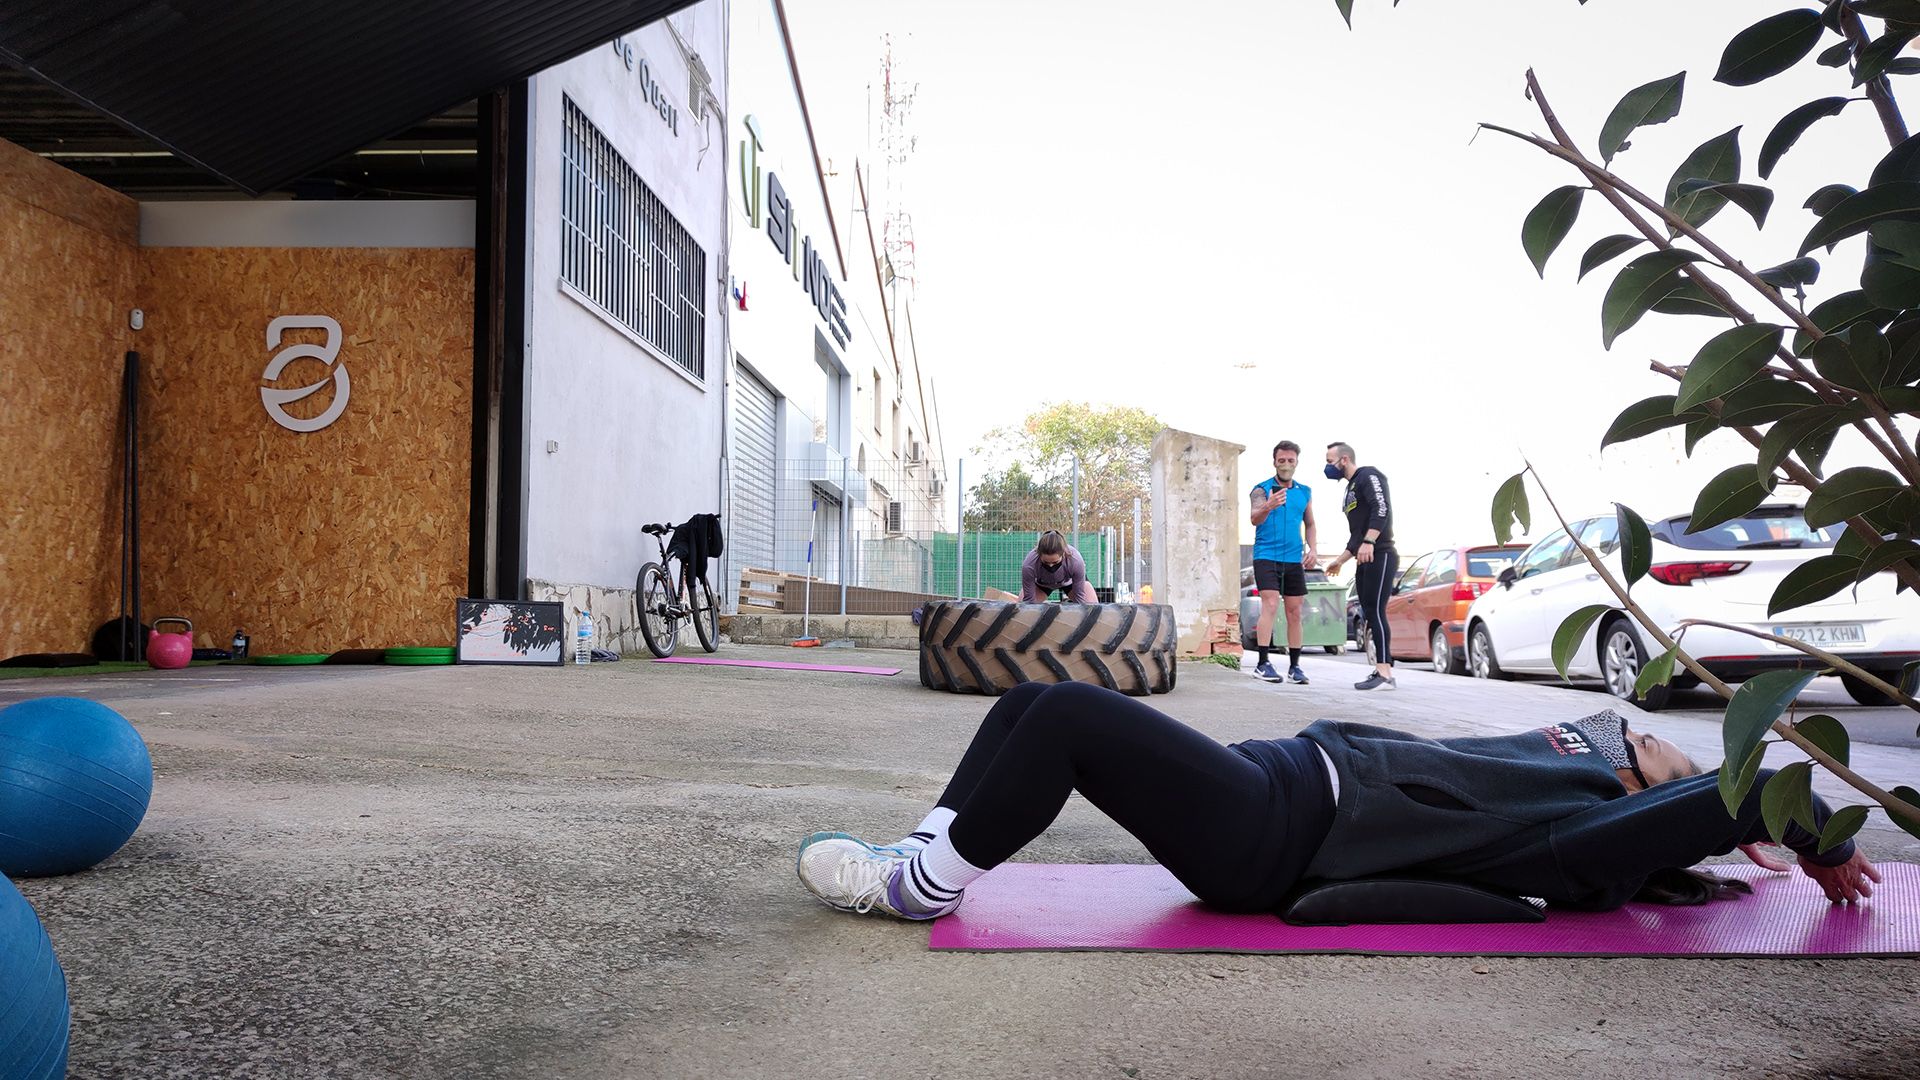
[523, 1, 729, 618]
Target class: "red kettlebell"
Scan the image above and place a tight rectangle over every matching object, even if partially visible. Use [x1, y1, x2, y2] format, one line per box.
[148, 617, 194, 670]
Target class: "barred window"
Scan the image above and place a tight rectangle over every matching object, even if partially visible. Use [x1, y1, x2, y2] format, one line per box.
[560, 98, 706, 380]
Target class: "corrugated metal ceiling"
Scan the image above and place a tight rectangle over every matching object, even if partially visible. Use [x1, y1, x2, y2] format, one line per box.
[0, 0, 698, 195]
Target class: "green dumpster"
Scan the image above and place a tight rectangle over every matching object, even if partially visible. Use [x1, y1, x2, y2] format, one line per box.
[1300, 581, 1349, 651]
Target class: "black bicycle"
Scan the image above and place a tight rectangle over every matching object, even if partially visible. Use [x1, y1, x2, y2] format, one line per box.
[636, 521, 719, 657]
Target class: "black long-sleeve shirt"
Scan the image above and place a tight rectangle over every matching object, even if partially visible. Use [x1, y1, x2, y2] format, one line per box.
[1279, 719, 1852, 911]
[1342, 465, 1393, 554]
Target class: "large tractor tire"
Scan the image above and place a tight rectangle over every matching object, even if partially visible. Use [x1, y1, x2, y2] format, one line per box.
[918, 601, 1178, 696]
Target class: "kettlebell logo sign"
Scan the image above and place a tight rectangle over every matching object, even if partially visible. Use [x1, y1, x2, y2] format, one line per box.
[262, 315, 350, 432]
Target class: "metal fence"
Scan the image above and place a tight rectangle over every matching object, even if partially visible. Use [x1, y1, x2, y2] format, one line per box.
[723, 455, 1153, 616]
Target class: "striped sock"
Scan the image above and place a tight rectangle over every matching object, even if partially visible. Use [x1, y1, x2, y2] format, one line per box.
[891, 806, 955, 853]
[896, 832, 985, 914]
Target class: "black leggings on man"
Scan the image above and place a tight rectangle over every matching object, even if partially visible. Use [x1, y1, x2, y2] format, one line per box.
[933, 681, 1334, 912]
[1355, 545, 1399, 666]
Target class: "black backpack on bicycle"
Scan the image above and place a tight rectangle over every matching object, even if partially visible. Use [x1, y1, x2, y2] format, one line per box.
[667, 513, 725, 575]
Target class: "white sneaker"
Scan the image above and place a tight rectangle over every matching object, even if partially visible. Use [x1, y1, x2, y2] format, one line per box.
[795, 835, 957, 919]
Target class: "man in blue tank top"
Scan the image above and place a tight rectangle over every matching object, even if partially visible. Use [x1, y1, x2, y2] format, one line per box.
[1248, 440, 1317, 684]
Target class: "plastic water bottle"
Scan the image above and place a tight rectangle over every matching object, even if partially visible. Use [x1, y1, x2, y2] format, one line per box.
[575, 612, 592, 666]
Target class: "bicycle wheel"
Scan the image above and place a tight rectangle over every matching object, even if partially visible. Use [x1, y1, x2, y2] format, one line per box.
[688, 571, 719, 652]
[636, 562, 682, 658]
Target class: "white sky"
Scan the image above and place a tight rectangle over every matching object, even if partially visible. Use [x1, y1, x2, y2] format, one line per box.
[784, 0, 1911, 554]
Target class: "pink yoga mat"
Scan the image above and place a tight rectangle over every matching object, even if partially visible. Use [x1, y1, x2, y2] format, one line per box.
[651, 657, 900, 676]
[927, 862, 1920, 957]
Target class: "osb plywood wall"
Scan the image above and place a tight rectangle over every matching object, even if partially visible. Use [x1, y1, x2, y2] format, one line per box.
[0, 138, 138, 658]
[137, 248, 474, 654]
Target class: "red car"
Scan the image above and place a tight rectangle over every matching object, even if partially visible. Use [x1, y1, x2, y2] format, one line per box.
[1362, 545, 1526, 674]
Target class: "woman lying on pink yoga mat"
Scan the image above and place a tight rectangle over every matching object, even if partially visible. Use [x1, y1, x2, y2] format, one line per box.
[796, 682, 1881, 920]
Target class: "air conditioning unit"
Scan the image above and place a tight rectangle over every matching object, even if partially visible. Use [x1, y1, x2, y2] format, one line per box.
[906, 441, 923, 469]
[929, 477, 944, 498]
[886, 500, 905, 535]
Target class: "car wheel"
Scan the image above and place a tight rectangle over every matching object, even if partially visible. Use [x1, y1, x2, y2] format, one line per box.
[1431, 626, 1464, 676]
[1468, 623, 1506, 681]
[1841, 670, 1917, 707]
[1356, 623, 1375, 666]
[1600, 619, 1670, 711]
[1325, 644, 1343, 655]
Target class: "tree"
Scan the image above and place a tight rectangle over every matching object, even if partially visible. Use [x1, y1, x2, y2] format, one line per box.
[963, 462, 1068, 532]
[1348, 0, 1920, 839]
[970, 402, 1163, 539]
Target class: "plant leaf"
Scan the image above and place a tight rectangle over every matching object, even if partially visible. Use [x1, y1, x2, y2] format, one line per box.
[1522, 186, 1585, 278]
[1688, 465, 1775, 532]
[1862, 242, 1920, 308]
[1893, 785, 1920, 840]
[1864, 490, 1920, 535]
[1795, 714, 1851, 768]
[1676, 180, 1774, 228]
[1888, 314, 1920, 383]
[1757, 405, 1854, 481]
[1760, 97, 1850, 180]
[1334, 0, 1353, 27]
[1755, 257, 1822, 287]
[1666, 128, 1744, 232]
[1721, 740, 1769, 816]
[1870, 220, 1920, 268]
[1578, 235, 1648, 281]
[1809, 330, 1890, 392]
[1685, 415, 1720, 455]
[1650, 279, 1733, 317]
[1858, 537, 1920, 581]
[1799, 181, 1920, 256]
[1816, 41, 1853, 68]
[1724, 669, 1819, 779]
[1717, 9, 1827, 85]
[1599, 72, 1686, 164]
[1804, 183, 1858, 217]
[1856, 28, 1920, 86]
[1602, 394, 1699, 448]
[1603, 251, 1705, 348]
[1676, 324, 1786, 410]
[1872, 132, 1920, 187]
[1761, 763, 1816, 843]
[1770, 554, 1866, 614]
[1817, 805, 1870, 854]
[1804, 466, 1908, 529]
[1617, 502, 1652, 587]
[1636, 644, 1679, 695]
[1552, 604, 1612, 680]
[1720, 379, 1820, 425]
[1792, 290, 1895, 355]
[1491, 471, 1530, 545]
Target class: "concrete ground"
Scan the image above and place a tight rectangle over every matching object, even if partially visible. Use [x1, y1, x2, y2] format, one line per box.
[6, 646, 1918, 1080]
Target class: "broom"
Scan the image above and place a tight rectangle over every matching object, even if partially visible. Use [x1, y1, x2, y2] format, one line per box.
[792, 496, 822, 647]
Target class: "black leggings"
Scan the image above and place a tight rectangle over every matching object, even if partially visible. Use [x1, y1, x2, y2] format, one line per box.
[935, 682, 1331, 912]
[1355, 546, 1400, 667]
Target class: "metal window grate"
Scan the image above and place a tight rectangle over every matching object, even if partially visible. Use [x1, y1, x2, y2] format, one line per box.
[560, 97, 706, 379]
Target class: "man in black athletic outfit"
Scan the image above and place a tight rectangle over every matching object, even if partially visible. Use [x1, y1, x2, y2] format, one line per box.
[1322, 442, 1398, 691]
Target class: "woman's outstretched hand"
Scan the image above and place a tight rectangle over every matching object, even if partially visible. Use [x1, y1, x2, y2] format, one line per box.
[1798, 849, 1882, 905]
[1738, 843, 1793, 872]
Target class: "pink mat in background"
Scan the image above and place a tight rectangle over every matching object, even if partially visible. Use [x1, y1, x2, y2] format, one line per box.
[650, 657, 900, 676]
[927, 862, 1920, 957]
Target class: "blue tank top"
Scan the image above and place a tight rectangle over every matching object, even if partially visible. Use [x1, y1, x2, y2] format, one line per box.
[1252, 478, 1311, 562]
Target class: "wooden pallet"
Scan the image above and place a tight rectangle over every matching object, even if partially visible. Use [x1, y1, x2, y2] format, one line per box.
[738, 567, 791, 613]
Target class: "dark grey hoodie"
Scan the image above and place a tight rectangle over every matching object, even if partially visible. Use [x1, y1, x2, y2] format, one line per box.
[1291, 715, 1852, 910]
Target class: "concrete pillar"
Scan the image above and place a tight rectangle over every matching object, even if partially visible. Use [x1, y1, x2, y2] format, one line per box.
[1150, 428, 1244, 657]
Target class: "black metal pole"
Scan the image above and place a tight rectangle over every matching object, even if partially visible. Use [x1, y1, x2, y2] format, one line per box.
[128, 350, 143, 661]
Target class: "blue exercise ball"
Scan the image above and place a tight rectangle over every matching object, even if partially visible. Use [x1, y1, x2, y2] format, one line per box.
[0, 873, 69, 1079]
[0, 697, 153, 877]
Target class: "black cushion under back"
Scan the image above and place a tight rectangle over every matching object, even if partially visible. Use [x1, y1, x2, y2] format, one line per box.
[1279, 875, 1547, 926]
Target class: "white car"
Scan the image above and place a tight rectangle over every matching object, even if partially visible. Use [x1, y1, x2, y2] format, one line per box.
[1464, 504, 1920, 710]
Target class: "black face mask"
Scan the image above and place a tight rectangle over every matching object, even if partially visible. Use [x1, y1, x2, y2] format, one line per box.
[1324, 463, 1345, 480]
[1619, 717, 1652, 789]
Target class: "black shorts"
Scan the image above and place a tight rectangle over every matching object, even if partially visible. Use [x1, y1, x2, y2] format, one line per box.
[1253, 560, 1306, 597]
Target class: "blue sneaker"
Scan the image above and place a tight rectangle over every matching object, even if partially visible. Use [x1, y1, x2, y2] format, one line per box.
[1253, 661, 1283, 683]
[1288, 665, 1309, 685]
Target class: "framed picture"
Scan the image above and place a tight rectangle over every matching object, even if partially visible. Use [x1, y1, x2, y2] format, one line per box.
[456, 598, 565, 665]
